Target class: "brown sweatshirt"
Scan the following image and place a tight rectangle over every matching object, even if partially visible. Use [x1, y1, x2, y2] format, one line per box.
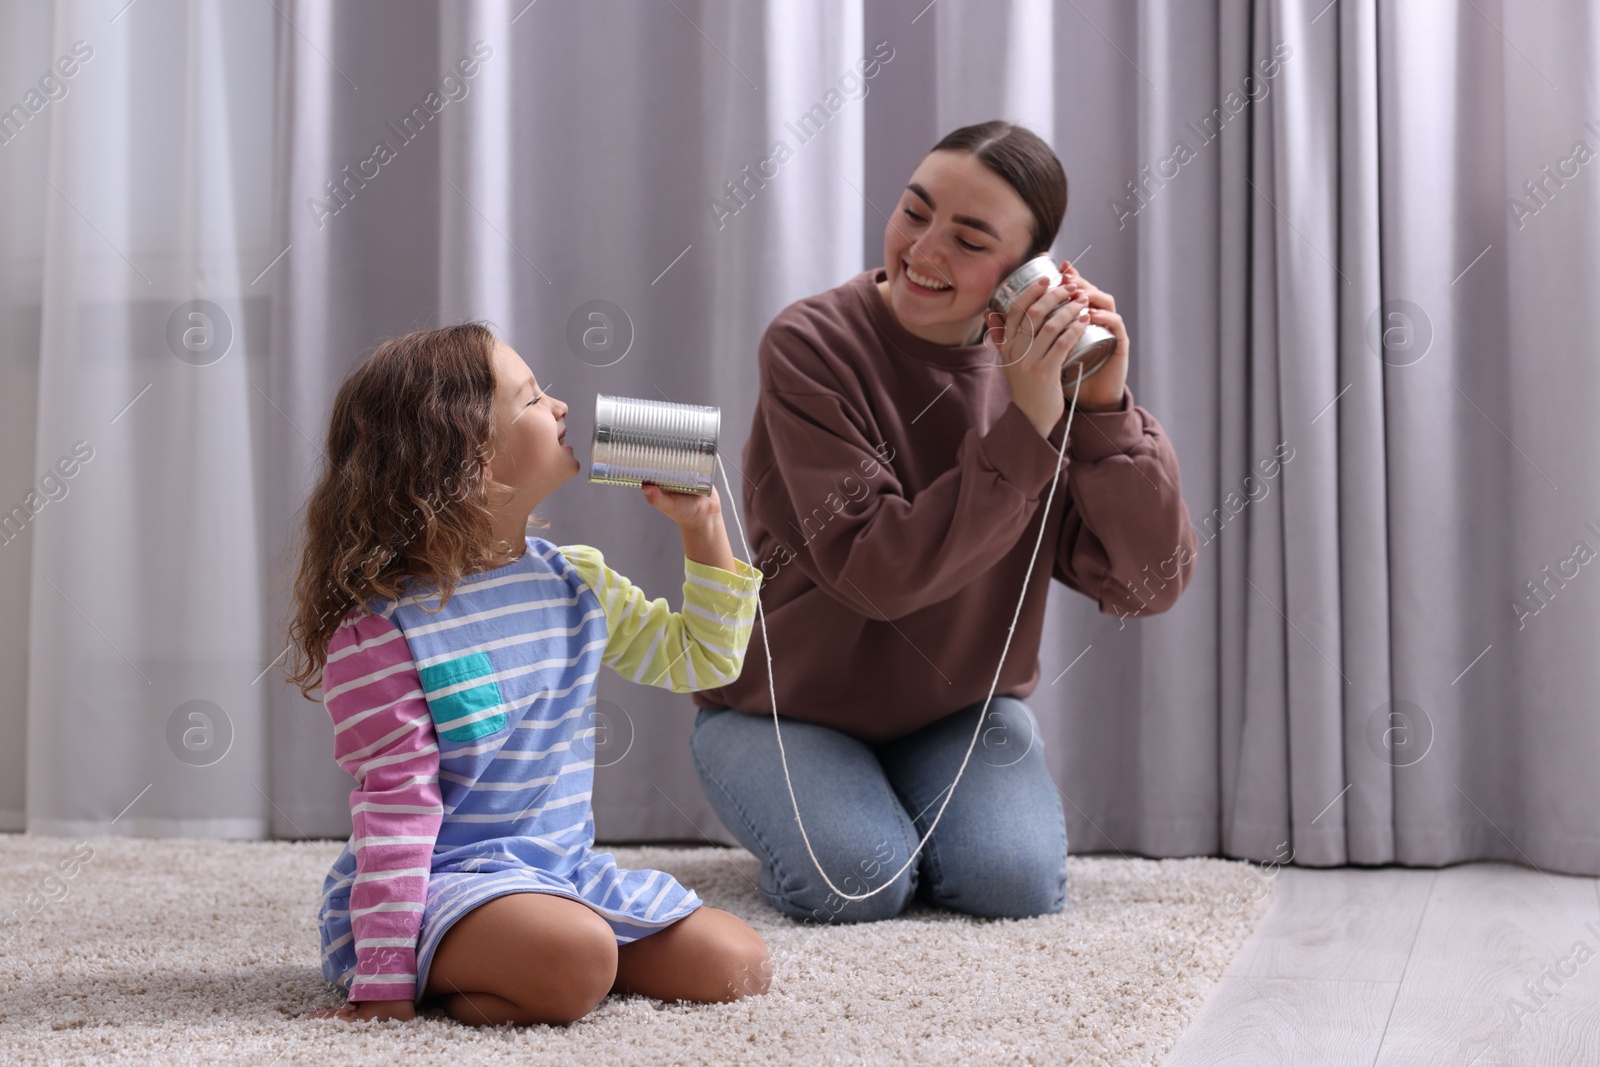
[692, 267, 1197, 741]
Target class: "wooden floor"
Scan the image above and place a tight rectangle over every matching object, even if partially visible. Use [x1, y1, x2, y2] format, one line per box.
[1162, 863, 1600, 1066]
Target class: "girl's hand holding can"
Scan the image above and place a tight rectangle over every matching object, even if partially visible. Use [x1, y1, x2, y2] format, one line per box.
[643, 482, 740, 574]
[641, 481, 723, 531]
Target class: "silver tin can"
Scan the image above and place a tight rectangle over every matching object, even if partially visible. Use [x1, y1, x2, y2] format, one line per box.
[989, 254, 1117, 389]
[589, 393, 720, 495]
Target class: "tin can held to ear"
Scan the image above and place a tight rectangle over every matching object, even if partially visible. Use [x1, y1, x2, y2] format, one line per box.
[589, 394, 720, 495]
[989, 254, 1118, 390]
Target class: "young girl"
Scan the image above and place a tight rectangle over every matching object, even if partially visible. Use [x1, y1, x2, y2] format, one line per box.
[286, 323, 771, 1027]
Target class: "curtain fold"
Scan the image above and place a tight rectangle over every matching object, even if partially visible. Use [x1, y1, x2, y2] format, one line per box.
[2, 0, 1596, 876]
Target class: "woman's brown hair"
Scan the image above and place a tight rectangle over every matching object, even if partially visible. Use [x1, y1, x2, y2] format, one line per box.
[283, 321, 545, 700]
[931, 121, 1067, 261]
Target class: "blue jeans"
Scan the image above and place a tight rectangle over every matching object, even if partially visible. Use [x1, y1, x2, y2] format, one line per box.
[689, 696, 1068, 924]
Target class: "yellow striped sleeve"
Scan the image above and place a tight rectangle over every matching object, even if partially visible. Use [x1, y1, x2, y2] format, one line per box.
[559, 543, 761, 693]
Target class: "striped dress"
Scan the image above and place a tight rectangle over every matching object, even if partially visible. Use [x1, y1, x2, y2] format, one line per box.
[315, 535, 761, 1004]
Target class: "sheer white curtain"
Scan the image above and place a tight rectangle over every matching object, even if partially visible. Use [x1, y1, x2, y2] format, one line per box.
[1, 0, 275, 835]
[5, 0, 1598, 878]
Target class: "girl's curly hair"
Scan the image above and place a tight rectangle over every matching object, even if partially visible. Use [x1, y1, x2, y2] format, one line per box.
[283, 321, 546, 700]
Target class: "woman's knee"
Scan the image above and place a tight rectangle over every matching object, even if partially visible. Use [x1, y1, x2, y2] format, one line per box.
[763, 816, 921, 924]
[920, 796, 1069, 918]
[691, 708, 920, 925]
[926, 846, 1067, 919]
[775, 862, 917, 925]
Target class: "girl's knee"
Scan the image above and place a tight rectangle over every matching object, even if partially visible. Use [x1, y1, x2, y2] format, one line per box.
[504, 903, 618, 1024]
[713, 921, 773, 1000]
[555, 909, 620, 1017]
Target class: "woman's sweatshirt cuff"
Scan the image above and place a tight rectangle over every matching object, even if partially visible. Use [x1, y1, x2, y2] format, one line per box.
[1066, 385, 1144, 462]
[980, 401, 1067, 497]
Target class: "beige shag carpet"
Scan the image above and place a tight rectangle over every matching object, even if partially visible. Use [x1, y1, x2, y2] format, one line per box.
[0, 835, 1273, 1066]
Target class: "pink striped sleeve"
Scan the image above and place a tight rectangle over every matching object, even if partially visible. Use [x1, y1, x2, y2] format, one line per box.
[322, 609, 442, 1004]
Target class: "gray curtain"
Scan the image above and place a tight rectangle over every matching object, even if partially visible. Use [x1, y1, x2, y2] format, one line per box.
[3, 0, 1596, 877]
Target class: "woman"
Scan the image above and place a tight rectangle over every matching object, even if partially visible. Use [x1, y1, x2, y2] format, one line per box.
[691, 121, 1198, 923]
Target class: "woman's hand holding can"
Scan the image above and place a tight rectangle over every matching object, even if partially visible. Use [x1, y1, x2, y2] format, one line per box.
[987, 276, 1092, 438]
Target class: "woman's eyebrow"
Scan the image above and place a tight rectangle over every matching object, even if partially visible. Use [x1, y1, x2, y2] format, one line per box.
[905, 182, 999, 240]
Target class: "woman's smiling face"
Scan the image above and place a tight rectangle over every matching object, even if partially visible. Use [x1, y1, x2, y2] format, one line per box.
[880, 149, 1037, 345]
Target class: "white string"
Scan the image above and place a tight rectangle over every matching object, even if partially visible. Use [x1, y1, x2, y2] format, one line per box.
[714, 360, 1088, 902]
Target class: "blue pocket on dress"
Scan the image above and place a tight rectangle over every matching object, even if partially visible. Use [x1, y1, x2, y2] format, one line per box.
[418, 652, 507, 742]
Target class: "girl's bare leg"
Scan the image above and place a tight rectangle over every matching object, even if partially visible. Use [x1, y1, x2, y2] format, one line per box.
[422, 892, 618, 1026]
[611, 906, 771, 1002]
